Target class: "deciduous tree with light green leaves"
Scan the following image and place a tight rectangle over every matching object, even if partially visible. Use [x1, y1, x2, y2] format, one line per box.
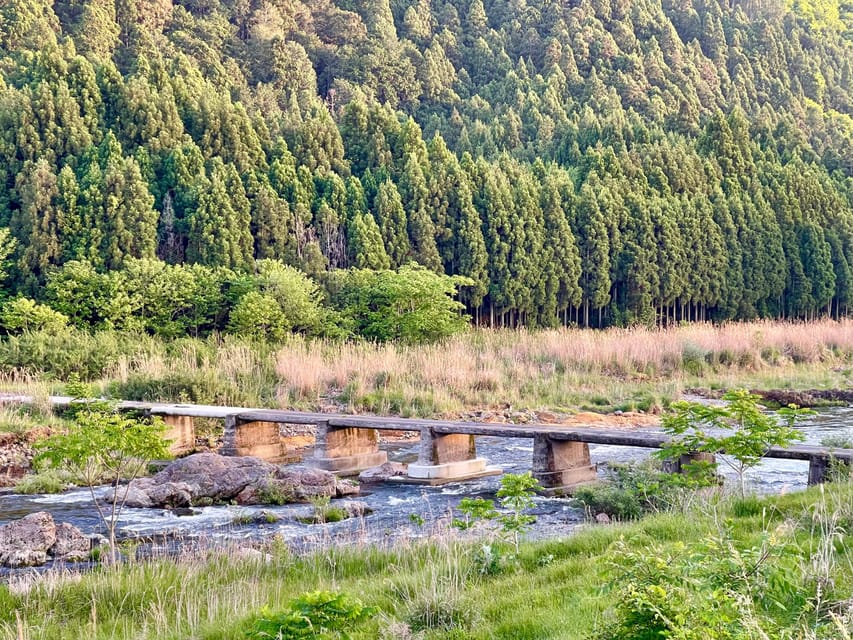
[657, 390, 810, 496]
[36, 386, 170, 563]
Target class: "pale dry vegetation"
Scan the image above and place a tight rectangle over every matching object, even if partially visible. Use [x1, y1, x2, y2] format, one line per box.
[272, 320, 853, 416]
[1, 321, 850, 417]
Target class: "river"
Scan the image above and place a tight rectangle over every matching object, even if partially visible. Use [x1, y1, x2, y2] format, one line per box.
[1, 406, 851, 567]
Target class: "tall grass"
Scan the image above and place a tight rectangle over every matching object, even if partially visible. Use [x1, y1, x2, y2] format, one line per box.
[0, 320, 850, 417]
[273, 320, 853, 415]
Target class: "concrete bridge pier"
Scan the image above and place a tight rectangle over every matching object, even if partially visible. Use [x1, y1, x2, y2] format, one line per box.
[407, 429, 500, 484]
[532, 435, 597, 494]
[312, 421, 387, 475]
[221, 415, 286, 462]
[161, 414, 196, 456]
[661, 452, 716, 475]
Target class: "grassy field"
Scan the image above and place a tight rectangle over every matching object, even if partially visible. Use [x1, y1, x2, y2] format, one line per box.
[2, 482, 853, 639]
[1, 320, 850, 418]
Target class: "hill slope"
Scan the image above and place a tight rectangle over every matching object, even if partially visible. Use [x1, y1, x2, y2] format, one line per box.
[1, 0, 852, 327]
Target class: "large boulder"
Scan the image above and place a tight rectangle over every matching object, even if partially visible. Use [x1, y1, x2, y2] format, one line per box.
[235, 468, 359, 505]
[0, 511, 57, 567]
[125, 453, 359, 508]
[50, 522, 90, 562]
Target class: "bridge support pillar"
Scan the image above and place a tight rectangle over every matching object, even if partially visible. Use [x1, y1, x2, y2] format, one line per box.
[162, 415, 196, 456]
[408, 428, 501, 485]
[407, 429, 500, 484]
[532, 436, 597, 494]
[312, 421, 387, 475]
[662, 452, 716, 476]
[221, 416, 286, 462]
[808, 455, 831, 485]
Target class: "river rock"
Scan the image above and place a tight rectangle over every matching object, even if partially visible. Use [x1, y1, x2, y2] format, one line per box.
[50, 522, 90, 562]
[341, 500, 373, 518]
[358, 462, 408, 483]
[235, 468, 359, 505]
[0, 511, 57, 567]
[125, 453, 359, 507]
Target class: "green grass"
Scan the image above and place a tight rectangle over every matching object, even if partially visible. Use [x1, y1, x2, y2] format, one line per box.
[3, 483, 853, 639]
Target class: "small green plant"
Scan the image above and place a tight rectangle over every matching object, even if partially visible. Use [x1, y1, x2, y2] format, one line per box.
[657, 389, 809, 496]
[36, 386, 170, 562]
[597, 521, 802, 640]
[13, 468, 76, 494]
[574, 461, 715, 520]
[231, 510, 255, 526]
[452, 497, 498, 530]
[452, 473, 540, 553]
[300, 495, 347, 524]
[247, 590, 375, 639]
[408, 513, 425, 528]
[496, 472, 540, 553]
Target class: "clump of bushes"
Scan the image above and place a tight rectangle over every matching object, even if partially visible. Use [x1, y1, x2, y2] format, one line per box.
[573, 462, 700, 520]
[246, 591, 375, 639]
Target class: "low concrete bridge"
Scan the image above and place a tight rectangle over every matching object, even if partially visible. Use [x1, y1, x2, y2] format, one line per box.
[4, 396, 852, 492]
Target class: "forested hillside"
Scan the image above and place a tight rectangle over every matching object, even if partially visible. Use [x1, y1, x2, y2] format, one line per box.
[1, 0, 853, 331]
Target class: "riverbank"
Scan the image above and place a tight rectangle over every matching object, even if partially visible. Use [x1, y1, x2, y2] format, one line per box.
[0, 321, 850, 419]
[2, 481, 853, 639]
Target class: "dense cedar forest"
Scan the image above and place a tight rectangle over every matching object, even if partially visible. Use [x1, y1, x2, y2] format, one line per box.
[1, 0, 852, 333]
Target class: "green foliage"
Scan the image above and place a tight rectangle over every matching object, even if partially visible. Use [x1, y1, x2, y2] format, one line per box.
[597, 522, 806, 640]
[330, 265, 471, 343]
[0, 297, 68, 332]
[0, 227, 16, 291]
[453, 472, 541, 553]
[452, 497, 498, 530]
[657, 390, 809, 496]
[228, 292, 288, 341]
[35, 391, 170, 560]
[573, 462, 713, 521]
[1, 0, 853, 337]
[496, 471, 540, 553]
[13, 468, 76, 494]
[246, 591, 375, 639]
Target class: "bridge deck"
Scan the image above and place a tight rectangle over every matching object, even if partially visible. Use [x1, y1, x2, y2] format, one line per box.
[3, 395, 849, 464]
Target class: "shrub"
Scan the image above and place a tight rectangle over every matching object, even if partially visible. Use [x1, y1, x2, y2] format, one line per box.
[227, 292, 288, 341]
[36, 393, 170, 562]
[657, 389, 809, 496]
[255, 259, 326, 333]
[573, 462, 706, 520]
[247, 591, 375, 639]
[597, 523, 804, 640]
[14, 468, 76, 494]
[328, 265, 471, 343]
[0, 297, 68, 333]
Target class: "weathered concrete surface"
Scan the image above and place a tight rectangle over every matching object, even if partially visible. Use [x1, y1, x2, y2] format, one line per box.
[407, 429, 499, 483]
[223, 419, 286, 462]
[532, 436, 597, 492]
[162, 414, 196, 456]
[313, 422, 388, 475]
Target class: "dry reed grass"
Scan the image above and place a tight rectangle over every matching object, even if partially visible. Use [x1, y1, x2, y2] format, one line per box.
[272, 320, 853, 415]
[4, 320, 847, 417]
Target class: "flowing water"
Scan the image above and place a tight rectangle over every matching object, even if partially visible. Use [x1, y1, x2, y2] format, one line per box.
[1, 406, 851, 572]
